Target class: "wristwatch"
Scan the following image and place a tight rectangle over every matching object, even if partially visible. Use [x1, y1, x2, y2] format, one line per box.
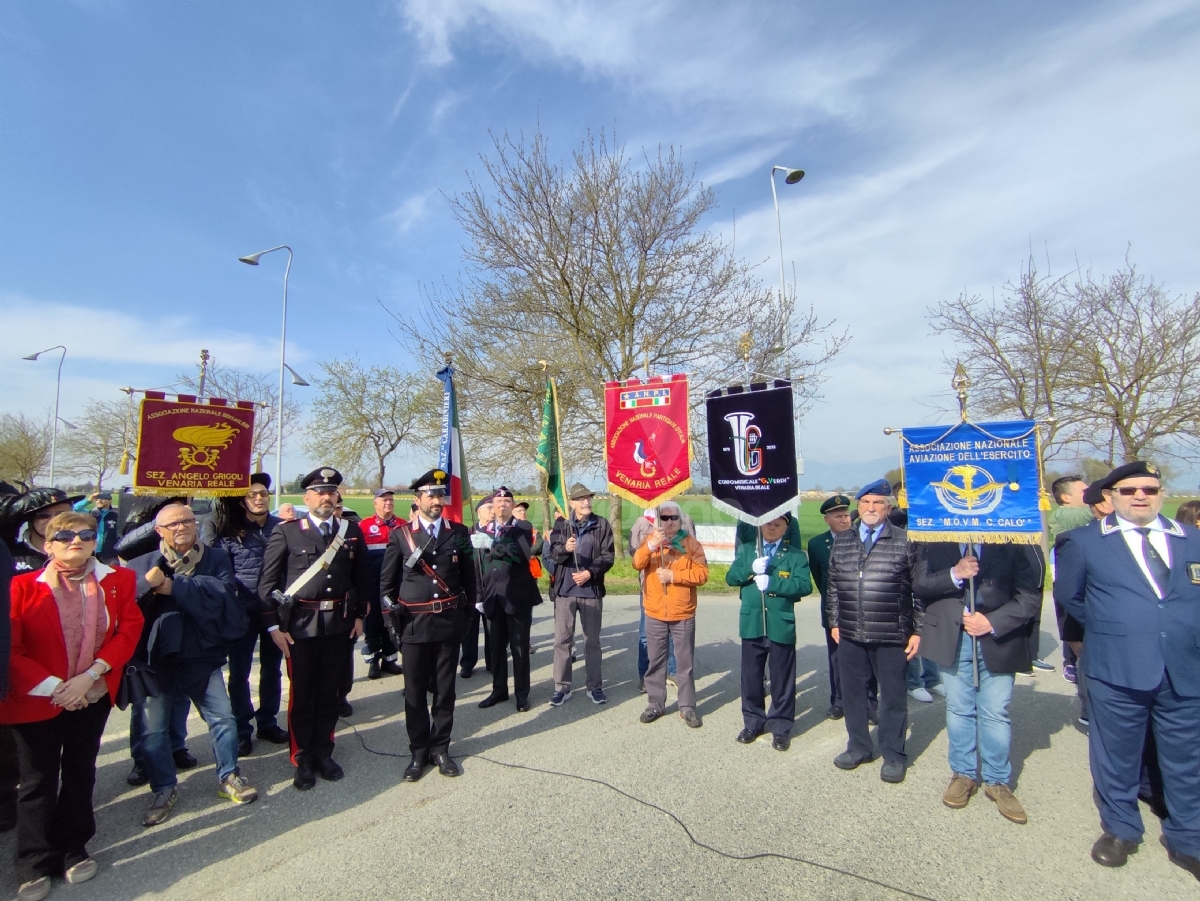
[85, 668, 102, 682]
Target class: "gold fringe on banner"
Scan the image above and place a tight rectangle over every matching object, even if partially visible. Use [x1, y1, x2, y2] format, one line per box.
[605, 477, 694, 510]
[131, 487, 251, 498]
[118, 450, 131, 476]
[908, 531, 1044, 545]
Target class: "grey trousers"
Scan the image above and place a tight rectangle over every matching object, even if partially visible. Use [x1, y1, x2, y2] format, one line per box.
[645, 615, 696, 713]
[553, 594, 604, 691]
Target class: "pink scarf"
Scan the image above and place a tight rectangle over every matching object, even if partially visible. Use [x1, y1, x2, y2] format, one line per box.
[43, 557, 107, 679]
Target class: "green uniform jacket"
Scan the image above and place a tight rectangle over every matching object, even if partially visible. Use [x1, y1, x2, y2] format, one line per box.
[807, 530, 834, 630]
[1048, 505, 1094, 543]
[726, 539, 812, 645]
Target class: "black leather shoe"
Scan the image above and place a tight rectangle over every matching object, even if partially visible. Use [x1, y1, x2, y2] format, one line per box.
[315, 757, 344, 782]
[293, 758, 316, 791]
[880, 761, 906, 783]
[772, 734, 791, 752]
[368, 658, 382, 680]
[127, 762, 149, 786]
[381, 660, 403, 676]
[257, 724, 289, 744]
[736, 728, 761, 744]
[433, 753, 461, 777]
[403, 757, 428, 782]
[478, 693, 509, 709]
[173, 749, 198, 770]
[1162, 835, 1200, 882]
[826, 706, 844, 720]
[459, 666, 474, 679]
[515, 697, 531, 712]
[1091, 832, 1139, 867]
[834, 751, 875, 770]
[337, 699, 354, 718]
[237, 737, 253, 758]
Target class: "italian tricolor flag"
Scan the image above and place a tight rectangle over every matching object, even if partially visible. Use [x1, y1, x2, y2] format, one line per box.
[436, 364, 473, 526]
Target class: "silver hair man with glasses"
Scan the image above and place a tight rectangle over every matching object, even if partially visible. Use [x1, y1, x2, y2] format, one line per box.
[1056, 461, 1200, 880]
[126, 502, 257, 827]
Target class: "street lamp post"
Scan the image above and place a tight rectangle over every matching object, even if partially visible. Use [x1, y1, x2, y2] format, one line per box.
[22, 345, 67, 485]
[769, 165, 805, 342]
[238, 245, 295, 509]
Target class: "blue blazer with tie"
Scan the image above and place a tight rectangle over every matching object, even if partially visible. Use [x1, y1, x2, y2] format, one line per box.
[1054, 514, 1200, 695]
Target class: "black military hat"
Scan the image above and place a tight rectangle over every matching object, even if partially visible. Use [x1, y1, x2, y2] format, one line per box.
[410, 468, 449, 493]
[819, 494, 852, 514]
[301, 467, 343, 491]
[10, 487, 83, 521]
[475, 494, 494, 511]
[1098, 460, 1161, 491]
[514, 500, 530, 511]
[250, 472, 272, 490]
[568, 482, 595, 500]
[493, 486, 514, 499]
[1083, 480, 1106, 506]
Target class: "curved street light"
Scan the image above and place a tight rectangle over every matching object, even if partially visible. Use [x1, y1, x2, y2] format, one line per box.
[22, 345, 67, 484]
[238, 245, 299, 508]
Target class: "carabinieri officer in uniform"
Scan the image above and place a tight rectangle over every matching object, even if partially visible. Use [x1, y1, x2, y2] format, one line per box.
[380, 469, 477, 782]
[259, 467, 371, 791]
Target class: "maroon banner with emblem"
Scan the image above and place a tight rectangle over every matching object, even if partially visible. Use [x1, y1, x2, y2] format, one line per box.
[604, 374, 692, 507]
[133, 393, 257, 496]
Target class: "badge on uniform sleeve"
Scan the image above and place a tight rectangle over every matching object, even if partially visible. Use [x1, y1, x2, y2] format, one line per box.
[779, 571, 790, 578]
[1188, 563, 1200, 584]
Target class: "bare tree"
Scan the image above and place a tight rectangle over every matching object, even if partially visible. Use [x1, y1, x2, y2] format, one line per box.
[0, 413, 51, 485]
[61, 400, 134, 490]
[386, 128, 847, 550]
[304, 357, 438, 487]
[175, 357, 304, 470]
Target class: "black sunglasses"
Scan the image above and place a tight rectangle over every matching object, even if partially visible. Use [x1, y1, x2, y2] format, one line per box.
[659, 514, 680, 522]
[1113, 486, 1161, 497]
[50, 529, 97, 543]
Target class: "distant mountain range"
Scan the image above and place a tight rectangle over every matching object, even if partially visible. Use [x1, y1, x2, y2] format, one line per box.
[797, 456, 898, 491]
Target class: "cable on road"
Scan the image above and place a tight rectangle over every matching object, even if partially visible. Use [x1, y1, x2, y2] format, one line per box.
[342, 719, 941, 901]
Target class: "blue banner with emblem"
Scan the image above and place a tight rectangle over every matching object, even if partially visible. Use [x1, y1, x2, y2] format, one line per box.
[900, 419, 1048, 544]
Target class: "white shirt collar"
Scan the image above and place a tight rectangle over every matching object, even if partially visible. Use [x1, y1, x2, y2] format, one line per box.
[1114, 514, 1165, 532]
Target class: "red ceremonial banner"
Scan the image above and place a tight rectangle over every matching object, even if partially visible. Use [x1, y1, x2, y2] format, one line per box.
[133, 394, 257, 496]
[604, 374, 692, 507]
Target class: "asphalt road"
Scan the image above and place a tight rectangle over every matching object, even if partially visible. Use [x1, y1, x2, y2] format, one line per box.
[2, 592, 1195, 901]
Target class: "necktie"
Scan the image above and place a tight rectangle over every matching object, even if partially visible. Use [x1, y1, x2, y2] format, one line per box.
[320, 521, 331, 542]
[1135, 527, 1170, 595]
[863, 527, 876, 550]
[427, 523, 436, 539]
[765, 541, 778, 559]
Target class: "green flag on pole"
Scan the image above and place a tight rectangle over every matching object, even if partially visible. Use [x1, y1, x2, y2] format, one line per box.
[536, 377, 568, 519]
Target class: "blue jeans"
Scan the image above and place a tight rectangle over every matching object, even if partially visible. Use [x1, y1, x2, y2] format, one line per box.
[129, 691, 189, 764]
[638, 603, 675, 679]
[227, 625, 284, 740]
[942, 632, 1014, 785]
[906, 655, 940, 691]
[141, 668, 239, 792]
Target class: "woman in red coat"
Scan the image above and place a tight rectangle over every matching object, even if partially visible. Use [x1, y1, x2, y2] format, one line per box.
[1, 511, 143, 901]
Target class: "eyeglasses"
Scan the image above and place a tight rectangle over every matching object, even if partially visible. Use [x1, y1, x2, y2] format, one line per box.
[50, 529, 97, 543]
[659, 515, 680, 522]
[159, 519, 196, 530]
[246, 490, 270, 499]
[1113, 486, 1161, 497]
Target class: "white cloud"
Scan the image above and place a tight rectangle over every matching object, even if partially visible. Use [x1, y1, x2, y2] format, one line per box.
[386, 191, 436, 234]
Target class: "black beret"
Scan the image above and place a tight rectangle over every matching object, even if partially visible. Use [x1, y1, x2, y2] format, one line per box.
[301, 467, 342, 491]
[1082, 480, 1106, 506]
[819, 494, 851, 514]
[1098, 460, 1161, 491]
[475, 495, 494, 511]
[492, 486, 514, 499]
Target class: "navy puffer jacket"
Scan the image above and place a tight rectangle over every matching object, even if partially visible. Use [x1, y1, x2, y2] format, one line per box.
[824, 520, 922, 644]
[201, 515, 280, 614]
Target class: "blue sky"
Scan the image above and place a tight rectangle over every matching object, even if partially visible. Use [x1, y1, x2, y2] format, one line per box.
[3, 0, 1199, 486]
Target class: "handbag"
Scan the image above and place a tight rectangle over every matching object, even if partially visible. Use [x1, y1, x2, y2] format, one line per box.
[115, 661, 161, 710]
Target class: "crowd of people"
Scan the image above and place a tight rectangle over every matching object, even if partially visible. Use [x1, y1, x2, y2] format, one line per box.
[0, 459, 1198, 899]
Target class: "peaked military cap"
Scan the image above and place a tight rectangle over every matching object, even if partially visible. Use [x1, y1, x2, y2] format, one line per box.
[856, 479, 892, 500]
[1098, 460, 1161, 491]
[819, 494, 852, 514]
[410, 468, 449, 493]
[301, 467, 342, 491]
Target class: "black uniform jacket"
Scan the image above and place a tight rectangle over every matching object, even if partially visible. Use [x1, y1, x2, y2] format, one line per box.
[912, 541, 1043, 674]
[479, 518, 542, 617]
[258, 516, 372, 639]
[380, 518, 476, 644]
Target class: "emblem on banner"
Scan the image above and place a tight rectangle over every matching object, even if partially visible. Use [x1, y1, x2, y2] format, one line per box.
[632, 435, 659, 478]
[620, 387, 670, 409]
[931, 464, 1014, 515]
[723, 412, 763, 476]
[172, 424, 240, 471]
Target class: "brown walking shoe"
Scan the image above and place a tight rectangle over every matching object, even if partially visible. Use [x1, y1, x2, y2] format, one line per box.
[984, 782, 1028, 824]
[942, 774, 977, 809]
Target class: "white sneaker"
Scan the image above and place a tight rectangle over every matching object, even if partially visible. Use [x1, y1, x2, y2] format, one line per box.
[908, 687, 934, 703]
[930, 683, 946, 697]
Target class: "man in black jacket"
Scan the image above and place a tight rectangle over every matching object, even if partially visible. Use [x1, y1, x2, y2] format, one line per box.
[477, 486, 542, 711]
[380, 469, 477, 780]
[258, 468, 371, 791]
[826, 479, 921, 783]
[913, 541, 1042, 823]
[547, 483, 615, 707]
[128, 503, 257, 826]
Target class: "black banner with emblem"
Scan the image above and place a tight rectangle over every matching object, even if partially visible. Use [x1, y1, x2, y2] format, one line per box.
[706, 380, 798, 525]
